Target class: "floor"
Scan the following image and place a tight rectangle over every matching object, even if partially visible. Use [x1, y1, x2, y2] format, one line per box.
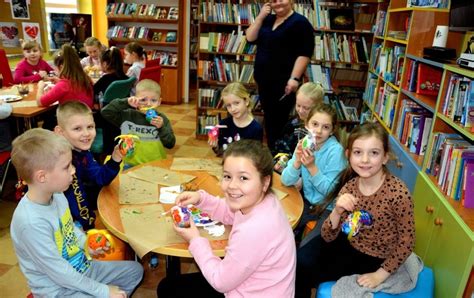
[0, 100, 213, 297]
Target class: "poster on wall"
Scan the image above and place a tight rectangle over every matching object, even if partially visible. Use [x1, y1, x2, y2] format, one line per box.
[0, 22, 20, 48]
[10, 0, 30, 20]
[49, 13, 92, 51]
[21, 22, 41, 46]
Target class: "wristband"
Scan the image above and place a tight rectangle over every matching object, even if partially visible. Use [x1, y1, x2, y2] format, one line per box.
[291, 77, 301, 82]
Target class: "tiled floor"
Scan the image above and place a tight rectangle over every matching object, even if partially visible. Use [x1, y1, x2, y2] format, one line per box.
[0, 100, 211, 297]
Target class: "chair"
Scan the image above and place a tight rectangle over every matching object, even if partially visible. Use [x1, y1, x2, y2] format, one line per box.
[0, 151, 11, 197]
[0, 49, 14, 87]
[139, 66, 161, 84]
[102, 76, 136, 106]
[145, 58, 160, 68]
[316, 266, 434, 298]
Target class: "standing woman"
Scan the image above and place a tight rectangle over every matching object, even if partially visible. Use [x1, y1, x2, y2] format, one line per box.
[246, 0, 314, 150]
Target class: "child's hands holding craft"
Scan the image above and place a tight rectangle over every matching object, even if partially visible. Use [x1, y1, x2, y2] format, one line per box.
[111, 144, 125, 162]
[150, 115, 164, 129]
[329, 193, 358, 229]
[175, 191, 201, 207]
[173, 217, 201, 243]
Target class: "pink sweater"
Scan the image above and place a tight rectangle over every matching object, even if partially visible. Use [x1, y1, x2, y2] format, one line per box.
[189, 190, 296, 298]
[39, 79, 93, 108]
[14, 59, 53, 84]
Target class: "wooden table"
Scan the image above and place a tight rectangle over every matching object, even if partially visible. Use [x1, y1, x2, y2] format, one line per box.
[1, 83, 55, 131]
[97, 158, 304, 260]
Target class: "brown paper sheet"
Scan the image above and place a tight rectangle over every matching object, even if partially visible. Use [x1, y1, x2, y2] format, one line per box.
[127, 166, 196, 186]
[119, 174, 159, 204]
[272, 187, 288, 200]
[170, 157, 222, 179]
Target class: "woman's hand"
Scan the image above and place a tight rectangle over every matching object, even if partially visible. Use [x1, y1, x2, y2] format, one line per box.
[257, 3, 271, 22]
[150, 116, 164, 129]
[357, 268, 390, 289]
[175, 191, 201, 206]
[173, 217, 201, 243]
[285, 78, 299, 95]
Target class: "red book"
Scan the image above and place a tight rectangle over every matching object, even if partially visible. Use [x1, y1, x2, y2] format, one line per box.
[416, 63, 442, 96]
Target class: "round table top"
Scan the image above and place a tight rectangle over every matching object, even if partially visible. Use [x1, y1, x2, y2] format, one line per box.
[97, 157, 303, 258]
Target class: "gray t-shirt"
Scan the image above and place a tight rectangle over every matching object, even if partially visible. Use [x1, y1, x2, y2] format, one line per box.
[10, 193, 108, 297]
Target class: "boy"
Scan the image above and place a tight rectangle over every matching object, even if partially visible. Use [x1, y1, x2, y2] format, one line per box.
[10, 128, 143, 297]
[101, 79, 175, 168]
[55, 101, 124, 230]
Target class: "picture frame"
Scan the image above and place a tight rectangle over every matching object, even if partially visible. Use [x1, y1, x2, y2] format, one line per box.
[11, 0, 30, 20]
[328, 8, 355, 31]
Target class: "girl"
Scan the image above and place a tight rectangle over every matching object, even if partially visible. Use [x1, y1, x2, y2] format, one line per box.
[295, 122, 415, 298]
[14, 40, 54, 84]
[124, 42, 145, 80]
[158, 140, 296, 297]
[273, 82, 324, 169]
[281, 103, 346, 242]
[208, 82, 263, 156]
[36, 44, 93, 109]
[93, 47, 128, 101]
[80, 37, 103, 70]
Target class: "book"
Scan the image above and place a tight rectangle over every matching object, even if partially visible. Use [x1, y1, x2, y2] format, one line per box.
[168, 7, 179, 20]
[416, 63, 442, 96]
[165, 31, 177, 42]
[462, 160, 474, 208]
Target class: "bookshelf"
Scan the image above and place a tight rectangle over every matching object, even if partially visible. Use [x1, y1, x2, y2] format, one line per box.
[363, 0, 473, 297]
[195, 0, 262, 139]
[106, 0, 185, 104]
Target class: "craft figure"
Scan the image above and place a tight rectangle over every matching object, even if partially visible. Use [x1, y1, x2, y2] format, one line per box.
[114, 134, 139, 157]
[341, 210, 373, 240]
[170, 204, 213, 228]
[140, 107, 158, 123]
[85, 229, 115, 259]
[205, 125, 227, 143]
[301, 132, 316, 151]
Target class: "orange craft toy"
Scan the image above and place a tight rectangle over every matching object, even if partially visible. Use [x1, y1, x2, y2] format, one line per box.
[85, 229, 115, 259]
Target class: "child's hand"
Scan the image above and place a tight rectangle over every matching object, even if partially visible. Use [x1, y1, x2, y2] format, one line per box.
[88, 239, 111, 257]
[150, 115, 164, 128]
[300, 148, 315, 168]
[175, 191, 201, 206]
[173, 217, 201, 243]
[257, 2, 271, 21]
[357, 268, 390, 288]
[108, 285, 126, 298]
[111, 144, 124, 162]
[293, 141, 303, 168]
[37, 80, 46, 90]
[334, 193, 358, 215]
[38, 70, 48, 79]
[208, 136, 218, 148]
[127, 96, 141, 108]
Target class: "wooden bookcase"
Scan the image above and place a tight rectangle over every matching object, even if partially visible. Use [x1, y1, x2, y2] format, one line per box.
[363, 0, 473, 296]
[105, 0, 185, 104]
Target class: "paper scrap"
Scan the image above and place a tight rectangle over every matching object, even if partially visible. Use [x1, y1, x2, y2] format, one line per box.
[119, 174, 159, 204]
[159, 185, 182, 204]
[127, 166, 196, 186]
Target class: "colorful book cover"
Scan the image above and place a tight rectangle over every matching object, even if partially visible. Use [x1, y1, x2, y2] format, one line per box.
[466, 80, 474, 128]
[462, 160, 474, 208]
[416, 63, 442, 96]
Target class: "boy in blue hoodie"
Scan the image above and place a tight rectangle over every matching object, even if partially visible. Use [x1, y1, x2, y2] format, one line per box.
[54, 101, 124, 230]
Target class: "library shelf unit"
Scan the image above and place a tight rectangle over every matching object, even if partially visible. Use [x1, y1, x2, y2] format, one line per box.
[195, 0, 262, 139]
[363, 0, 472, 297]
[106, 0, 185, 104]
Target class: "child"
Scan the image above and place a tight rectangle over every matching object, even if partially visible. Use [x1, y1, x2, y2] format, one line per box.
[124, 42, 145, 94]
[208, 82, 263, 156]
[55, 101, 123, 230]
[101, 79, 175, 168]
[10, 128, 143, 297]
[14, 39, 54, 84]
[80, 37, 103, 70]
[281, 103, 346, 242]
[93, 47, 128, 102]
[36, 44, 94, 109]
[273, 82, 324, 171]
[158, 140, 296, 297]
[294, 122, 415, 297]
[0, 100, 12, 152]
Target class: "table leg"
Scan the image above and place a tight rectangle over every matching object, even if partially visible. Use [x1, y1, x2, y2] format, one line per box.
[165, 256, 181, 277]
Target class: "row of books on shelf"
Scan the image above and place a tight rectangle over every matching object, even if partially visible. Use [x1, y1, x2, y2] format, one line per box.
[329, 97, 360, 122]
[306, 64, 332, 91]
[313, 33, 369, 64]
[372, 44, 406, 86]
[198, 87, 261, 111]
[407, 0, 448, 8]
[440, 75, 474, 129]
[425, 133, 474, 207]
[198, 59, 255, 83]
[199, 32, 256, 55]
[374, 84, 397, 129]
[107, 26, 177, 42]
[199, 2, 261, 24]
[373, 10, 386, 36]
[197, 114, 221, 135]
[404, 61, 442, 96]
[396, 99, 433, 156]
[364, 74, 377, 106]
[106, 3, 179, 20]
[146, 50, 178, 66]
